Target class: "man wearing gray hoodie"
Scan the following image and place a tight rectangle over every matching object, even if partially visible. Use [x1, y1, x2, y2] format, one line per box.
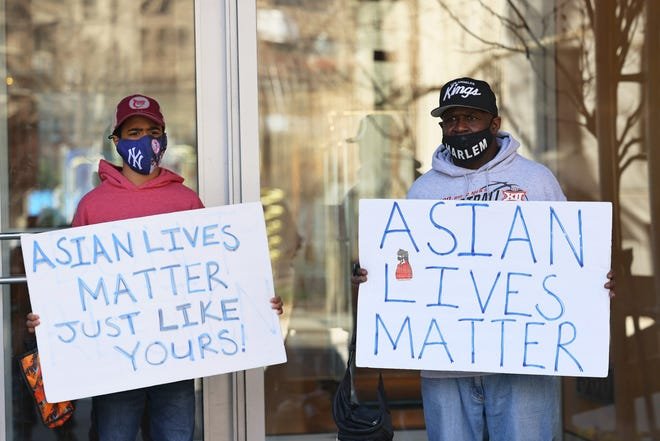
[353, 77, 614, 441]
[408, 77, 564, 203]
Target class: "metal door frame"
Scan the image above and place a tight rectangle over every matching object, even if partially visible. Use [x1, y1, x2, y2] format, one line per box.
[194, 1, 264, 440]
[0, 0, 11, 433]
[0, 1, 263, 439]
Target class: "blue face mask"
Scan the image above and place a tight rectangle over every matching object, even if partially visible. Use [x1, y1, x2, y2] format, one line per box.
[116, 134, 168, 175]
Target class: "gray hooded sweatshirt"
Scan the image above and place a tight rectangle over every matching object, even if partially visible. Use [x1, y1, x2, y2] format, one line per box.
[407, 131, 566, 202]
[407, 131, 566, 378]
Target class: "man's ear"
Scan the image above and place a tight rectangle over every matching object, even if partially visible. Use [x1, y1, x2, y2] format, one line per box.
[490, 116, 501, 133]
[110, 135, 119, 146]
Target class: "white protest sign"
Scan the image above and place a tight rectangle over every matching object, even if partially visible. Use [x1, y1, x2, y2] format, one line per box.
[22, 202, 286, 402]
[357, 199, 612, 377]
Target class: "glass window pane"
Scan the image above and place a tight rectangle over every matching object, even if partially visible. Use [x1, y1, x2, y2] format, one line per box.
[258, 1, 659, 440]
[1, 1, 199, 439]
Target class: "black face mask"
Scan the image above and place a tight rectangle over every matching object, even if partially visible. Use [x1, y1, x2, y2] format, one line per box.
[442, 127, 495, 162]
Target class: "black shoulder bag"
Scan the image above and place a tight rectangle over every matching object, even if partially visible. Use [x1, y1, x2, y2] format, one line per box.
[332, 333, 394, 441]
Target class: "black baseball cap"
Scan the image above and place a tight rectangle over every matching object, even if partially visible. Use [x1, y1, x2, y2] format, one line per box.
[430, 77, 498, 117]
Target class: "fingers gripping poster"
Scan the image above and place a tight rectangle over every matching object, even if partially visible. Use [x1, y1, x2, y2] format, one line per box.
[357, 199, 612, 377]
[21, 202, 286, 402]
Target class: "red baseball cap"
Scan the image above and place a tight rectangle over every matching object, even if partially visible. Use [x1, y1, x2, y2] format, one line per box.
[111, 94, 165, 134]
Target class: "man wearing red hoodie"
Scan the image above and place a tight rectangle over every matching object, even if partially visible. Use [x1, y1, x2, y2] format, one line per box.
[73, 94, 205, 225]
[27, 94, 283, 440]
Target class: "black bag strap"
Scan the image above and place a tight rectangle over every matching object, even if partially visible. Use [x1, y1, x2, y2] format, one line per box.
[345, 328, 389, 412]
[334, 316, 394, 440]
[347, 327, 357, 367]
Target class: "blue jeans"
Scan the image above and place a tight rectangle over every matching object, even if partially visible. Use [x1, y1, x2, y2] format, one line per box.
[421, 374, 559, 441]
[92, 379, 195, 441]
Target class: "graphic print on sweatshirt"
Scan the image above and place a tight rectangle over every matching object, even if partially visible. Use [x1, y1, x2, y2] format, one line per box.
[443, 181, 528, 201]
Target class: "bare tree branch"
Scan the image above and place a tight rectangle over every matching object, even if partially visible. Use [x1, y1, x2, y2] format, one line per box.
[617, 101, 644, 153]
[618, 135, 643, 164]
[584, 0, 595, 31]
[619, 152, 646, 176]
[436, 0, 529, 54]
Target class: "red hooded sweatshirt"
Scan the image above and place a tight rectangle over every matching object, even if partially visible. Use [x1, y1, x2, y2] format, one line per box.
[72, 159, 204, 227]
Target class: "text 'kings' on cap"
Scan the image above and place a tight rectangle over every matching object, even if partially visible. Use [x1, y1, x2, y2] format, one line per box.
[431, 77, 498, 117]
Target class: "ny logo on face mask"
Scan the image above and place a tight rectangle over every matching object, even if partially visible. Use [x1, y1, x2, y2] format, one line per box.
[127, 147, 144, 170]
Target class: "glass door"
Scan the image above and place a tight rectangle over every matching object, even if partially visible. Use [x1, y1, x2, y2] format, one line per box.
[257, 1, 425, 438]
[256, 1, 659, 440]
[0, 1, 199, 439]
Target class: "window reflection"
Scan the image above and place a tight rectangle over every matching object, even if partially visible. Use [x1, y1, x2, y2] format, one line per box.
[258, 1, 659, 440]
[2, 1, 198, 439]
[259, 0, 426, 435]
